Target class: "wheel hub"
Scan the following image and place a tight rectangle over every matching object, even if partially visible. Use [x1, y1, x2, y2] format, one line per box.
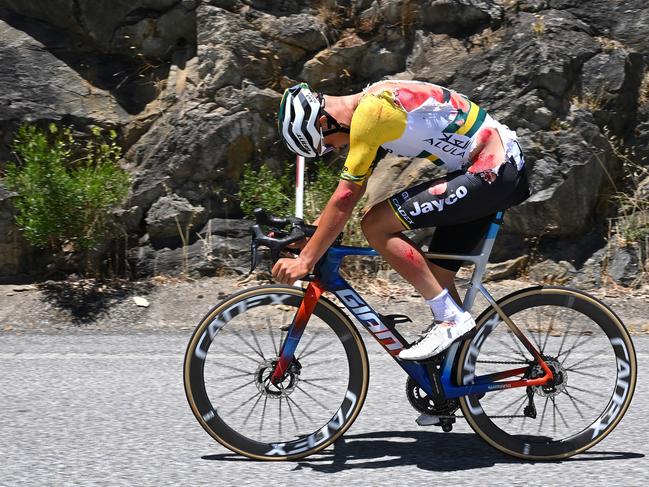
[255, 358, 301, 399]
[531, 357, 568, 397]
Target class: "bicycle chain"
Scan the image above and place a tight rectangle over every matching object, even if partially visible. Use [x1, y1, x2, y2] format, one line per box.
[435, 414, 527, 419]
[476, 360, 530, 365]
[434, 362, 531, 420]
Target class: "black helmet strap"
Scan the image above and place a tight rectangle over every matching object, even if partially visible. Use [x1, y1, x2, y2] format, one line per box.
[319, 94, 350, 136]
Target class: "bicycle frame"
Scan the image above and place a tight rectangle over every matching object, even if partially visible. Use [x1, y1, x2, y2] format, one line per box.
[271, 211, 553, 399]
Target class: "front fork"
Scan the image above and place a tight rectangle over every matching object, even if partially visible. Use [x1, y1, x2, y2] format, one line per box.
[270, 282, 323, 384]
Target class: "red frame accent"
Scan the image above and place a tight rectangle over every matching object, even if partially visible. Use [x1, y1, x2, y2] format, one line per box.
[270, 282, 323, 383]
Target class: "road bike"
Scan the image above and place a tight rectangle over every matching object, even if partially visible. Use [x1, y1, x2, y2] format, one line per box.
[184, 209, 637, 461]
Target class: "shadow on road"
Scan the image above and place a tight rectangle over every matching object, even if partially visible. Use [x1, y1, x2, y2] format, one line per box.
[38, 278, 153, 325]
[202, 430, 644, 472]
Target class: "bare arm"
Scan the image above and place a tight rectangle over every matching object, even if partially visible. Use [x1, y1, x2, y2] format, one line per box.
[272, 180, 365, 284]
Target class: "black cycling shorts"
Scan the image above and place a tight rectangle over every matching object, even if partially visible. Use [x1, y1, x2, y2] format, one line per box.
[387, 157, 530, 272]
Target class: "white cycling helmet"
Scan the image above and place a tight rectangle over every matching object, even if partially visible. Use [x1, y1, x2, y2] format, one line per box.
[278, 82, 349, 158]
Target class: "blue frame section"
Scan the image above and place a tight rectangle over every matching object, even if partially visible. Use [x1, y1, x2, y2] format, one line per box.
[311, 213, 509, 399]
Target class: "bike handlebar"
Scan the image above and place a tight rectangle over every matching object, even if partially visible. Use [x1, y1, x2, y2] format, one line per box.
[249, 208, 342, 275]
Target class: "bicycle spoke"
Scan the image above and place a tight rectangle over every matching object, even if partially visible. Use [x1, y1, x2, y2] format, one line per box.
[540, 307, 559, 353]
[286, 395, 314, 422]
[298, 340, 336, 361]
[552, 396, 557, 434]
[533, 308, 545, 353]
[242, 393, 264, 426]
[518, 414, 528, 431]
[231, 330, 265, 360]
[296, 384, 330, 411]
[566, 384, 608, 399]
[555, 322, 574, 357]
[493, 393, 527, 417]
[267, 317, 278, 356]
[306, 357, 339, 368]
[563, 389, 597, 412]
[220, 343, 262, 365]
[221, 372, 256, 380]
[222, 378, 257, 399]
[495, 335, 527, 360]
[565, 362, 607, 372]
[538, 396, 549, 433]
[296, 333, 318, 361]
[211, 361, 254, 375]
[278, 397, 283, 436]
[564, 348, 610, 371]
[301, 378, 339, 395]
[259, 395, 268, 433]
[285, 395, 300, 430]
[563, 390, 586, 420]
[226, 389, 262, 415]
[249, 327, 266, 361]
[566, 368, 603, 380]
[559, 333, 597, 365]
[551, 396, 570, 430]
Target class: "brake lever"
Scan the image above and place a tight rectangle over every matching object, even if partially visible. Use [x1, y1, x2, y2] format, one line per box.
[250, 238, 260, 274]
[250, 223, 306, 265]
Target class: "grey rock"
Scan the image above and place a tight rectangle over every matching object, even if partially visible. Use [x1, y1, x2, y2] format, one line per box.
[571, 247, 604, 289]
[420, 0, 504, 34]
[0, 0, 197, 60]
[582, 48, 645, 135]
[406, 31, 474, 85]
[605, 242, 642, 287]
[145, 194, 207, 242]
[131, 217, 251, 277]
[0, 185, 29, 276]
[483, 255, 529, 282]
[528, 259, 577, 284]
[0, 19, 128, 126]
[125, 97, 275, 217]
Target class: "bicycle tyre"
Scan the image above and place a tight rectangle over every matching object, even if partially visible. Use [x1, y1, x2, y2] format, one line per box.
[456, 286, 637, 460]
[184, 285, 369, 460]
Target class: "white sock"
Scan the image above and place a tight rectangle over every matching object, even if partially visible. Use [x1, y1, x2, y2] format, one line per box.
[426, 288, 464, 322]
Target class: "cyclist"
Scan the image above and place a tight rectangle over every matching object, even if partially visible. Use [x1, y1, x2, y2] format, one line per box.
[273, 80, 530, 362]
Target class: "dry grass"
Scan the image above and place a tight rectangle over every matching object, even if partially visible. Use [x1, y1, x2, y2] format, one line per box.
[638, 70, 649, 107]
[531, 15, 546, 37]
[595, 36, 626, 53]
[570, 91, 606, 111]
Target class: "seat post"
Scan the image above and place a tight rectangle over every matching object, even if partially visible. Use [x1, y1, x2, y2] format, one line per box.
[462, 211, 505, 311]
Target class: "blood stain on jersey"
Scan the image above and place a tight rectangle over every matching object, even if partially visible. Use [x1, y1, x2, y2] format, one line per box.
[450, 92, 470, 111]
[428, 182, 447, 196]
[397, 87, 445, 111]
[478, 127, 496, 146]
[469, 153, 496, 173]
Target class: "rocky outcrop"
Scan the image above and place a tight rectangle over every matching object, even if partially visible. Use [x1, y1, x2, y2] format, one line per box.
[0, 0, 648, 286]
[0, 0, 197, 60]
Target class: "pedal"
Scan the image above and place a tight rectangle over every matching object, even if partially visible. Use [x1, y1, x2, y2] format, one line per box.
[439, 416, 455, 432]
[416, 414, 441, 427]
[379, 313, 412, 326]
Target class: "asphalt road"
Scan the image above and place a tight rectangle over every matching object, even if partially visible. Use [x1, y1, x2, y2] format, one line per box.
[1, 332, 647, 486]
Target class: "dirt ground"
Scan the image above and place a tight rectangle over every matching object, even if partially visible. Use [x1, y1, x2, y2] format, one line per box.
[0, 270, 647, 336]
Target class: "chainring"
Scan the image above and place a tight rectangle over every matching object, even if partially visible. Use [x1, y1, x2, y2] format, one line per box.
[405, 377, 459, 416]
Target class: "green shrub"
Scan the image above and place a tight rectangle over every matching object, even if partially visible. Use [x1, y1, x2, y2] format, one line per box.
[237, 159, 367, 246]
[3, 123, 130, 253]
[237, 163, 293, 218]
